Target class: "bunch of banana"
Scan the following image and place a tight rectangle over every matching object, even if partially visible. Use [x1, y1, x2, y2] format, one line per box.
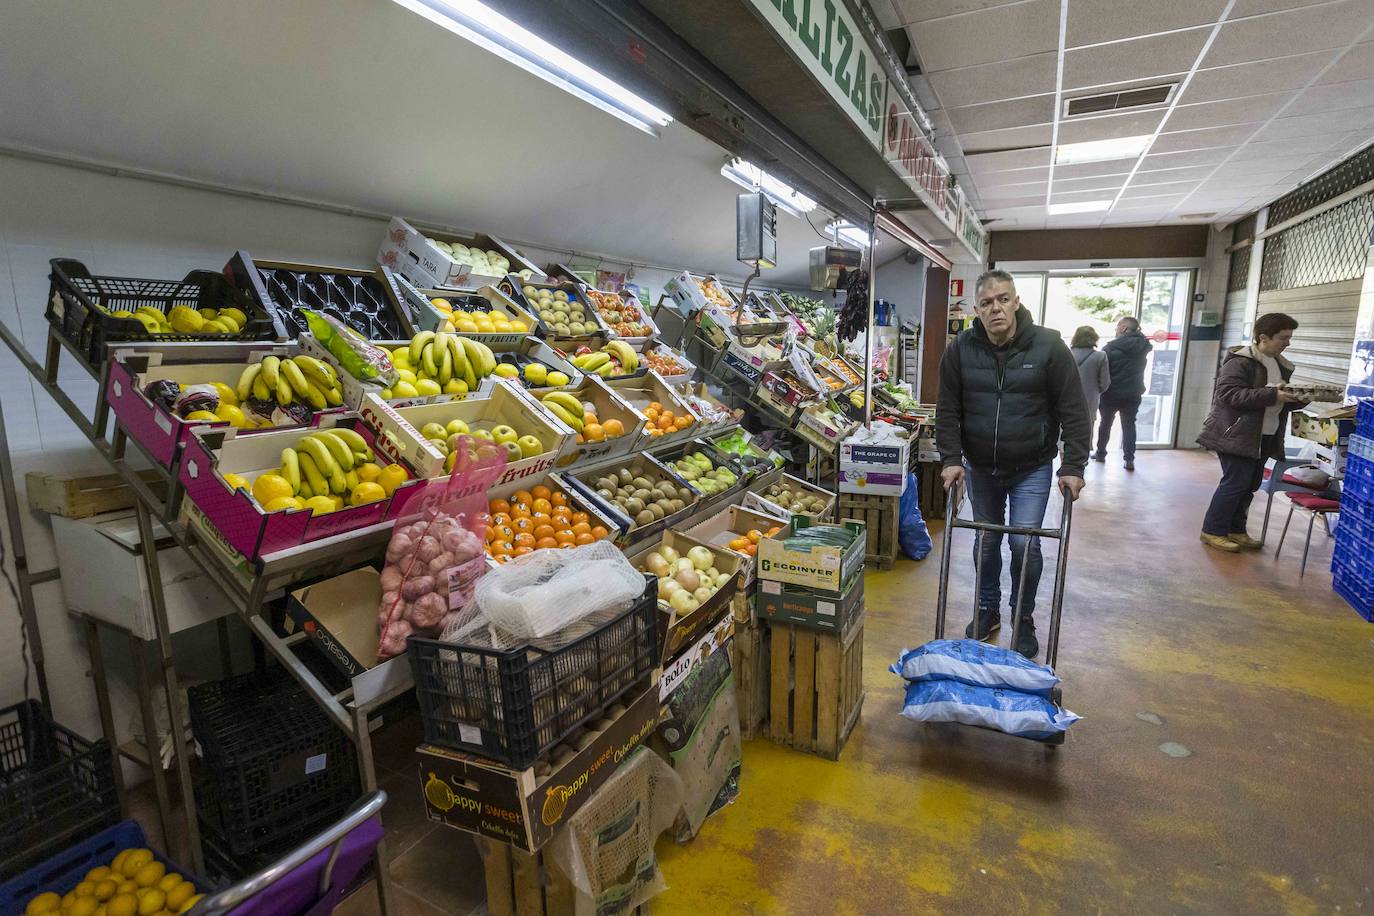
[236, 354, 344, 411]
[381, 331, 496, 400]
[106, 304, 251, 336]
[538, 390, 589, 433]
[570, 340, 639, 378]
[256, 427, 407, 514]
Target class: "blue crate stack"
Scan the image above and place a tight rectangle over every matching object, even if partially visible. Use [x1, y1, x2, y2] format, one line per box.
[1333, 399, 1374, 620]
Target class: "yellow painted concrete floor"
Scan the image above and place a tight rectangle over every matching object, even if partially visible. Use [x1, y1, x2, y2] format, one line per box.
[155, 449, 1374, 914]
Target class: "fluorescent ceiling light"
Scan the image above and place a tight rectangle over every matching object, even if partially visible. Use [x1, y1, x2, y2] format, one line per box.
[390, 0, 673, 135]
[1054, 135, 1153, 165]
[1047, 200, 1113, 215]
[720, 159, 817, 218]
[829, 221, 873, 249]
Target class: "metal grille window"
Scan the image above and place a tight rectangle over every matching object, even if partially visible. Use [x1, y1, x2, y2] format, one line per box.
[1258, 193, 1374, 291]
[1227, 245, 1251, 292]
[1231, 214, 1257, 246]
[1267, 143, 1374, 225]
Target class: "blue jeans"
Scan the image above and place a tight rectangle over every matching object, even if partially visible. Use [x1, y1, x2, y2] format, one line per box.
[965, 462, 1053, 618]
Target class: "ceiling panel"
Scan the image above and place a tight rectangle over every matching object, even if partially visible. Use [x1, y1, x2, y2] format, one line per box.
[947, 94, 1056, 133]
[980, 194, 1048, 210]
[1062, 29, 1209, 90]
[1295, 77, 1374, 113]
[971, 174, 1051, 196]
[1164, 93, 1291, 131]
[1183, 50, 1332, 101]
[1113, 194, 1190, 208]
[927, 53, 1059, 108]
[1139, 147, 1233, 167]
[965, 147, 1053, 172]
[909, 0, 1060, 71]
[1051, 172, 1132, 190]
[1316, 40, 1374, 84]
[1127, 174, 1202, 191]
[892, 0, 1025, 25]
[1230, 0, 1348, 15]
[1052, 159, 1142, 179]
[1064, 0, 1229, 47]
[1121, 183, 1198, 199]
[1150, 125, 1259, 152]
[1131, 163, 1219, 180]
[957, 123, 1057, 152]
[1055, 110, 1167, 144]
[1049, 187, 1124, 203]
[1203, 2, 1371, 66]
[1226, 137, 1344, 161]
[1252, 107, 1374, 140]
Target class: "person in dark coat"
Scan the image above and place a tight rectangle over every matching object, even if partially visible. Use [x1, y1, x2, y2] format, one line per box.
[1094, 317, 1153, 470]
[936, 270, 1090, 659]
[1197, 312, 1305, 553]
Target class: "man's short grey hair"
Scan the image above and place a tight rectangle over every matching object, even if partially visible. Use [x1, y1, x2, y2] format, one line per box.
[974, 269, 1016, 296]
[1118, 316, 1140, 331]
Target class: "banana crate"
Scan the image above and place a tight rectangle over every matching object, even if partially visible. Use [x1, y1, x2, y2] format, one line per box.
[603, 370, 705, 450]
[298, 332, 495, 411]
[105, 343, 342, 470]
[358, 380, 574, 486]
[178, 414, 429, 561]
[544, 376, 646, 468]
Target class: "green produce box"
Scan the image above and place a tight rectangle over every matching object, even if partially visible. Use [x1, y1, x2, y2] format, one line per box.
[756, 517, 865, 597]
[757, 572, 864, 634]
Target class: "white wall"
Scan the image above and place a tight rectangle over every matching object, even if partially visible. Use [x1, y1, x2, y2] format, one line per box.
[0, 153, 795, 743]
[1177, 226, 1230, 447]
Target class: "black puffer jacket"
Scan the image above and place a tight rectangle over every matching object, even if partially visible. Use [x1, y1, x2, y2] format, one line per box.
[1102, 330, 1153, 398]
[936, 307, 1090, 478]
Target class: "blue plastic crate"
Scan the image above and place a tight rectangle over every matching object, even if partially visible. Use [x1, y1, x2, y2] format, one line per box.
[1357, 399, 1374, 438]
[0, 819, 206, 913]
[1339, 490, 1374, 536]
[1344, 453, 1374, 497]
[1334, 571, 1374, 622]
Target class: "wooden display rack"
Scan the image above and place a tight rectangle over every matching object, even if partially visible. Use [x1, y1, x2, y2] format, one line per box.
[767, 612, 865, 759]
[838, 492, 900, 569]
[916, 461, 947, 520]
[730, 614, 770, 741]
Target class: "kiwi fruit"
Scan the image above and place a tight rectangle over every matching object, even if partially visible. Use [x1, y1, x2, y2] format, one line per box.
[596, 488, 613, 499]
[618, 468, 633, 484]
[632, 476, 653, 490]
[669, 499, 684, 512]
[635, 509, 655, 526]
[649, 503, 664, 519]
[678, 486, 694, 501]
[631, 487, 651, 502]
[624, 497, 645, 514]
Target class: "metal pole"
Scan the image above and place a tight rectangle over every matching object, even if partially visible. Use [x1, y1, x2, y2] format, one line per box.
[0, 399, 51, 709]
[864, 204, 878, 427]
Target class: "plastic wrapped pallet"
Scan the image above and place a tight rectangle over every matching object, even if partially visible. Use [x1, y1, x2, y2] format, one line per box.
[547, 748, 682, 916]
[655, 646, 742, 842]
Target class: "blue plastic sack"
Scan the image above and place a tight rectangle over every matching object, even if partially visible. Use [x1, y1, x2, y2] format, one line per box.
[898, 473, 932, 560]
[900, 679, 1080, 739]
[891, 639, 1060, 696]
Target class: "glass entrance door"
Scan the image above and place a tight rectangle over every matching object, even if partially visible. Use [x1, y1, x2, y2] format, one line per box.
[1136, 270, 1191, 446]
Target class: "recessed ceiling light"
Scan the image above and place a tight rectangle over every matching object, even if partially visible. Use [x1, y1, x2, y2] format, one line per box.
[720, 158, 817, 217]
[1047, 200, 1113, 215]
[1055, 135, 1153, 165]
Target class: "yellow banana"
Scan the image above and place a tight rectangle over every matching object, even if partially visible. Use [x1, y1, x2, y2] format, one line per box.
[293, 355, 337, 387]
[235, 364, 262, 402]
[280, 359, 311, 398]
[327, 460, 347, 495]
[345, 468, 359, 492]
[297, 450, 328, 495]
[324, 383, 343, 407]
[311, 430, 355, 470]
[252, 374, 271, 402]
[447, 335, 467, 382]
[437, 339, 452, 386]
[542, 400, 582, 432]
[409, 331, 436, 364]
[280, 448, 302, 494]
[296, 435, 337, 476]
[421, 341, 439, 379]
[301, 379, 328, 410]
[544, 391, 584, 416]
[276, 371, 294, 406]
[299, 478, 314, 499]
[261, 355, 281, 390]
[328, 426, 372, 458]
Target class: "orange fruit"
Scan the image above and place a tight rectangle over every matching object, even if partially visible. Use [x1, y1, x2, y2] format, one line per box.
[649, 427, 663, 437]
[643, 407, 659, 422]
[746, 530, 762, 543]
[583, 412, 598, 426]
[512, 490, 533, 506]
[550, 492, 568, 507]
[513, 517, 534, 532]
[531, 485, 552, 501]
[576, 434, 585, 443]
[555, 530, 576, 546]
[533, 524, 556, 540]
[602, 419, 624, 437]
[765, 526, 781, 536]
[657, 414, 674, 430]
[571, 521, 591, 537]
[552, 506, 572, 521]
[532, 497, 552, 515]
[744, 543, 758, 556]
[572, 512, 589, 526]
[513, 546, 534, 556]
[510, 504, 531, 519]
[514, 532, 536, 548]
[531, 512, 550, 524]
[490, 542, 513, 558]
[491, 512, 511, 527]
[729, 537, 749, 551]
[491, 524, 514, 543]
[648, 401, 663, 412]
[674, 415, 692, 429]
[591, 525, 609, 539]
[584, 423, 605, 442]
[536, 536, 559, 549]
[490, 499, 511, 516]
[560, 541, 575, 549]
[575, 532, 595, 545]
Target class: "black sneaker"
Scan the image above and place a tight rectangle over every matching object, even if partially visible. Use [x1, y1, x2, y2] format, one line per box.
[964, 610, 1001, 641]
[1124, 459, 1135, 471]
[1014, 619, 1039, 659]
[1092, 452, 1106, 462]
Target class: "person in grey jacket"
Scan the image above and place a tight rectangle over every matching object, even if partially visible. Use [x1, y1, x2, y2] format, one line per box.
[1197, 312, 1305, 553]
[1070, 326, 1111, 446]
[1094, 317, 1154, 470]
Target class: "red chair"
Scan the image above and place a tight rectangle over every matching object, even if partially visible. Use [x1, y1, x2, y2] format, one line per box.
[1258, 460, 1327, 546]
[1274, 492, 1340, 577]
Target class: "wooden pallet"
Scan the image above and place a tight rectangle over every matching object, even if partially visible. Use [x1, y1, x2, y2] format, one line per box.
[730, 616, 771, 740]
[767, 614, 865, 759]
[25, 470, 165, 519]
[916, 461, 947, 520]
[477, 836, 646, 916]
[839, 492, 899, 570]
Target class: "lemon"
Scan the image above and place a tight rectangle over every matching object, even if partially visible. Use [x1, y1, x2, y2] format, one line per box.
[167, 309, 204, 334]
[350, 482, 386, 506]
[414, 379, 442, 397]
[221, 472, 250, 493]
[25, 892, 61, 915]
[93, 880, 119, 902]
[183, 410, 219, 421]
[214, 404, 247, 428]
[391, 352, 411, 369]
[75, 882, 96, 898]
[121, 851, 153, 879]
[492, 364, 519, 380]
[442, 379, 466, 395]
[208, 382, 238, 406]
[355, 462, 382, 483]
[508, 321, 528, 333]
[474, 321, 495, 333]
[134, 888, 164, 915]
[163, 882, 195, 912]
[392, 380, 418, 399]
[110, 852, 130, 875]
[396, 368, 417, 384]
[303, 496, 336, 515]
[69, 899, 99, 916]
[264, 496, 303, 512]
[106, 894, 137, 916]
[332, 495, 345, 511]
[86, 867, 112, 884]
[522, 363, 547, 385]
[156, 875, 183, 894]
[177, 895, 203, 914]
[117, 882, 137, 895]
[220, 307, 248, 328]
[133, 862, 165, 889]
[377, 463, 409, 496]
[251, 473, 294, 506]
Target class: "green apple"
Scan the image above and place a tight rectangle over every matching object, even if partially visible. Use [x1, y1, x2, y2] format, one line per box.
[501, 441, 523, 461]
[446, 419, 470, 436]
[490, 424, 518, 445]
[420, 422, 448, 440]
[471, 429, 495, 442]
[516, 434, 544, 458]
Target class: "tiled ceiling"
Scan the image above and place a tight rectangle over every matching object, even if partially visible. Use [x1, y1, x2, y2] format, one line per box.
[872, 0, 1374, 230]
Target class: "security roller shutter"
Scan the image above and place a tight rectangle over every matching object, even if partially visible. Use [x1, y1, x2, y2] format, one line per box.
[1255, 279, 1362, 387]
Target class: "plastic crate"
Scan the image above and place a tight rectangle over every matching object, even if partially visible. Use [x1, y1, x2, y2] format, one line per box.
[1357, 398, 1374, 438]
[409, 579, 659, 768]
[195, 769, 358, 864]
[188, 668, 358, 858]
[46, 259, 277, 365]
[0, 819, 204, 912]
[0, 701, 119, 880]
[1339, 490, 1374, 535]
[1334, 570, 1374, 622]
[1344, 453, 1374, 497]
[225, 252, 415, 342]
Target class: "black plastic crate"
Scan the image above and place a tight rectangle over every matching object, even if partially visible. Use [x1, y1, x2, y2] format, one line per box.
[224, 252, 415, 342]
[408, 579, 658, 769]
[0, 701, 119, 880]
[195, 768, 358, 863]
[188, 668, 358, 854]
[45, 258, 277, 366]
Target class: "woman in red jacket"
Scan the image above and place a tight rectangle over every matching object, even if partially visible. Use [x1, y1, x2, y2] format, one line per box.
[1196, 313, 1306, 552]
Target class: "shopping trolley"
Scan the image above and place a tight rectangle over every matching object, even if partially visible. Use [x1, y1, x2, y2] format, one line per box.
[932, 485, 1074, 746]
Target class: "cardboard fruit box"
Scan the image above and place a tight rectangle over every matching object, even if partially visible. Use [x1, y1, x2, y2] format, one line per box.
[417, 684, 659, 853]
[496, 276, 609, 350]
[177, 414, 428, 561]
[603, 371, 704, 450]
[797, 400, 860, 454]
[756, 517, 866, 598]
[298, 332, 493, 411]
[584, 288, 659, 349]
[628, 530, 742, 664]
[744, 472, 836, 521]
[681, 504, 788, 587]
[637, 340, 696, 386]
[105, 342, 308, 469]
[545, 376, 646, 468]
[480, 472, 625, 569]
[757, 572, 865, 634]
[675, 382, 737, 435]
[559, 453, 700, 547]
[358, 381, 574, 486]
[378, 216, 543, 290]
[394, 277, 541, 344]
